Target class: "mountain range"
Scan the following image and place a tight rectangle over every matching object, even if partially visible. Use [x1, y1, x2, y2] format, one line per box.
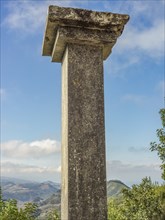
[1, 176, 129, 219]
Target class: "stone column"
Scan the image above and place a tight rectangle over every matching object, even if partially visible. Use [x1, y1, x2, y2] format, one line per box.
[42, 6, 129, 220]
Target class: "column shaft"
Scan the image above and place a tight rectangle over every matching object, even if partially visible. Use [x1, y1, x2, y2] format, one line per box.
[61, 43, 107, 220]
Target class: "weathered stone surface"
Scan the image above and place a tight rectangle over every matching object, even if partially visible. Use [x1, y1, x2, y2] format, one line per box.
[52, 26, 117, 62]
[42, 5, 129, 60]
[42, 5, 129, 220]
[61, 44, 107, 220]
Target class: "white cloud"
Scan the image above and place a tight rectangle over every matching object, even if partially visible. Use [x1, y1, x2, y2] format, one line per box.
[2, 0, 164, 70]
[107, 160, 162, 186]
[104, 0, 164, 26]
[105, 54, 139, 77]
[2, 0, 78, 33]
[104, 0, 164, 76]
[113, 0, 165, 59]
[1, 162, 61, 174]
[117, 20, 164, 59]
[1, 160, 161, 185]
[128, 146, 148, 153]
[1, 139, 61, 159]
[1, 138, 61, 182]
[2, 1, 47, 33]
[1, 162, 61, 182]
[122, 94, 146, 105]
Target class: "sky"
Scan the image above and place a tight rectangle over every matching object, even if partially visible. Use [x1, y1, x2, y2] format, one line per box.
[0, 0, 164, 186]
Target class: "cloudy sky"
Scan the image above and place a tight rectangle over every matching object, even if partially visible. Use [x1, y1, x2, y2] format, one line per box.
[1, 0, 164, 186]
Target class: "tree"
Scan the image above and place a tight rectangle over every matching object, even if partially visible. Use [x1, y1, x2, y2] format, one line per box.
[0, 189, 39, 220]
[108, 178, 165, 220]
[108, 198, 126, 220]
[47, 209, 60, 220]
[150, 108, 165, 180]
[121, 177, 164, 220]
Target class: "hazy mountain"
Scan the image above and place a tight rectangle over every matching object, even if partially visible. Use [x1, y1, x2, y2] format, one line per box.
[107, 180, 130, 197]
[1, 177, 129, 219]
[1, 177, 128, 199]
[1, 177, 128, 202]
[37, 192, 61, 219]
[1, 177, 60, 202]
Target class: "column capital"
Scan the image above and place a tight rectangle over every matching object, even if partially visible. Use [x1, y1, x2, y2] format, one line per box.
[42, 5, 129, 62]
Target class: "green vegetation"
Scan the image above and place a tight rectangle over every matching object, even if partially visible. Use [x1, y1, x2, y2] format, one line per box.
[108, 108, 165, 220]
[150, 108, 165, 180]
[108, 177, 165, 220]
[47, 209, 60, 220]
[0, 193, 38, 220]
[0, 187, 60, 220]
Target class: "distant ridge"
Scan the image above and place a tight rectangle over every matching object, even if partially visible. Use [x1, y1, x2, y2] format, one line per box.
[1, 176, 129, 202]
[1, 177, 130, 219]
[1, 177, 60, 202]
[107, 180, 130, 197]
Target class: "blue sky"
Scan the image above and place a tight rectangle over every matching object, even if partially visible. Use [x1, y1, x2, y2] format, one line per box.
[1, 0, 164, 186]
